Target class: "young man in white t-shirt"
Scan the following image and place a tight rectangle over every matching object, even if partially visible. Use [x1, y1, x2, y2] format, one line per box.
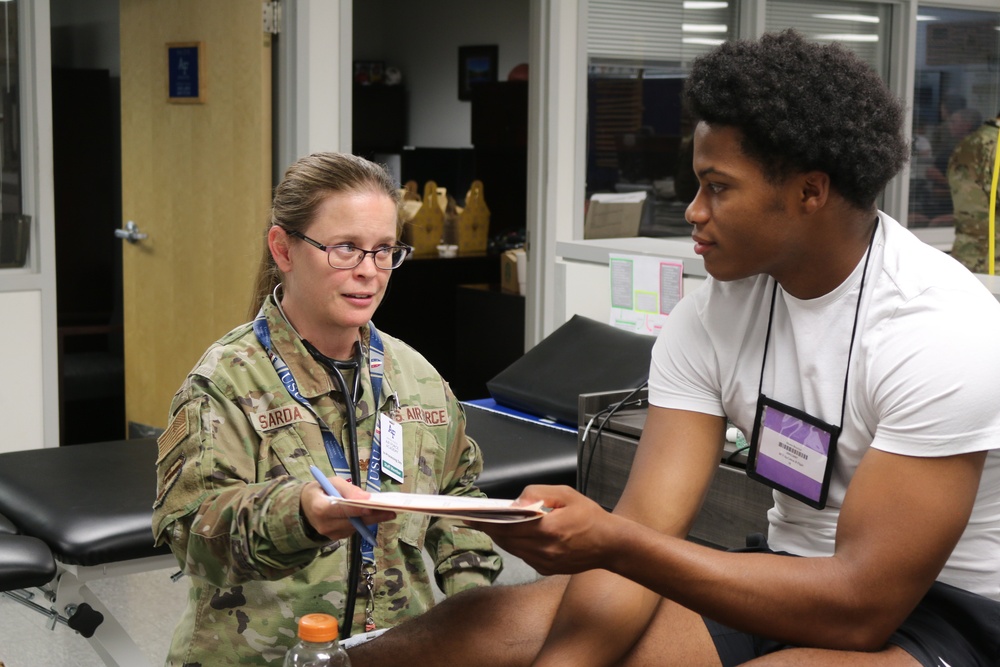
[349, 30, 1000, 667]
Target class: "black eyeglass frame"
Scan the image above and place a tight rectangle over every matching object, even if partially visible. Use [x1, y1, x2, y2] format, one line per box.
[285, 229, 413, 270]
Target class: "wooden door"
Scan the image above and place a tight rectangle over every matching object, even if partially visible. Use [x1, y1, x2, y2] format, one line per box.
[120, 0, 271, 433]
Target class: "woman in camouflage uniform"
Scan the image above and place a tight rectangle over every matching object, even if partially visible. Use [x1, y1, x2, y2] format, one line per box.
[152, 153, 503, 665]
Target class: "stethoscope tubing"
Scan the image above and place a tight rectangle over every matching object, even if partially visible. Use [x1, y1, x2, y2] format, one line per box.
[314, 345, 365, 639]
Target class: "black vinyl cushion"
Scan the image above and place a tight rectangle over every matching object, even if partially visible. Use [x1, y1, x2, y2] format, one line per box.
[0, 534, 56, 591]
[0, 440, 170, 566]
[0, 511, 17, 535]
[466, 404, 577, 499]
[486, 315, 657, 425]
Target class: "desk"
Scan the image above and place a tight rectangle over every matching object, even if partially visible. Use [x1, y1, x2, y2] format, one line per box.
[0, 440, 175, 666]
[578, 392, 772, 550]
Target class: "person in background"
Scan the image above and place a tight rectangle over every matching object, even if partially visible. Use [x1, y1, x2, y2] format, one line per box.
[348, 30, 1000, 667]
[948, 110, 1000, 273]
[906, 118, 935, 226]
[928, 93, 967, 164]
[152, 152, 502, 666]
[923, 107, 983, 223]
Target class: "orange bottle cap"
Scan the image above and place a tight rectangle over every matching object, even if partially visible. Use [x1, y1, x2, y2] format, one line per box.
[298, 613, 339, 643]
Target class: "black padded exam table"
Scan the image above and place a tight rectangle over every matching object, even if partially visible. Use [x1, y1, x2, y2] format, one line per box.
[0, 439, 173, 666]
[0, 511, 56, 591]
[466, 401, 578, 499]
[0, 411, 576, 666]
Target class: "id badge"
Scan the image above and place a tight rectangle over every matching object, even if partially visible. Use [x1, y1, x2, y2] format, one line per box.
[379, 413, 405, 484]
[746, 394, 839, 510]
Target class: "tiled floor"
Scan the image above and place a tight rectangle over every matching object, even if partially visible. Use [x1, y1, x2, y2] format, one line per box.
[0, 548, 538, 667]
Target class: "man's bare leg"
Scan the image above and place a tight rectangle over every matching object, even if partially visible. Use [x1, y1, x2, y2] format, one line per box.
[348, 576, 569, 667]
[617, 597, 722, 667]
[746, 646, 919, 666]
[352, 580, 726, 667]
[349, 578, 922, 667]
[620, 601, 920, 667]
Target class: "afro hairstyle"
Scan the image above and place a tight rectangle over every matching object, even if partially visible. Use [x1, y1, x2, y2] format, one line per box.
[682, 30, 909, 211]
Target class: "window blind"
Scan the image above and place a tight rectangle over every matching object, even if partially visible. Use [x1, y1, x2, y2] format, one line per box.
[588, 0, 735, 65]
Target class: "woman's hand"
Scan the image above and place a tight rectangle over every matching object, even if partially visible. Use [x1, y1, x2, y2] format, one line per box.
[300, 475, 395, 541]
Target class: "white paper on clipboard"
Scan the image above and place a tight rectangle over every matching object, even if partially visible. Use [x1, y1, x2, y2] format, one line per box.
[329, 492, 546, 523]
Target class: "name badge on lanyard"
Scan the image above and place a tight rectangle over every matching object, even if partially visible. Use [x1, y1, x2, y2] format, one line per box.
[744, 219, 878, 511]
[379, 413, 405, 483]
[746, 395, 839, 509]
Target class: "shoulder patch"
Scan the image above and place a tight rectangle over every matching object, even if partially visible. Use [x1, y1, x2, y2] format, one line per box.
[153, 454, 185, 509]
[157, 410, 190, 463]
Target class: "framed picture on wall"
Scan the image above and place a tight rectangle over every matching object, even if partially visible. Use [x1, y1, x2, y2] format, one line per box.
[458, 45, 498, 101]
[167, 41, 205, 103]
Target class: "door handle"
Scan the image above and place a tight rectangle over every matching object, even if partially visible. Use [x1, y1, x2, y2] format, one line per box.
[114, 220, 148, 244]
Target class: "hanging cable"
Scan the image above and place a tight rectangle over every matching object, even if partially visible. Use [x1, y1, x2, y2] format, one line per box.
[580, 382, 647, 497]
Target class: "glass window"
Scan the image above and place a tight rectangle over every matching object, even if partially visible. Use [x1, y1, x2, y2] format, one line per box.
[908, 7, 1000, 232]
[0, 0, 26, 269]
[765, 0, 897, 214]
[765, 0, 893, 77]
[586, 0, 738, 238]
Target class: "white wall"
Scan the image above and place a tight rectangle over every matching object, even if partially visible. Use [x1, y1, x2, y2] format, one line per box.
[0, 0, 57, 452]
[556, 237, 708, 327]
[0, 291, 45, 451]
[353, 0, 530, 148]
[556, 236, 1000, 335]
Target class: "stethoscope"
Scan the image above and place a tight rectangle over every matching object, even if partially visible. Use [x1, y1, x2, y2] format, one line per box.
[271, 286, 368, 638]
[301, 339, 364, 479]
[303, 340, 367, 637]
[272, 285, 364, 480]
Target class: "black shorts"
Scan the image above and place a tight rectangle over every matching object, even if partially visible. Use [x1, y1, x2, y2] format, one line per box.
[705, 535, 1000, 666]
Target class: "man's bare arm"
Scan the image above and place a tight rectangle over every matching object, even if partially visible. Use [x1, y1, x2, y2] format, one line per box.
[481, 406, 727, 667]
[521, 447, 985, 653]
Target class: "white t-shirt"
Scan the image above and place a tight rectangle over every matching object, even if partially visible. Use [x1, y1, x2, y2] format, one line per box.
[649, 212, 1000, 600]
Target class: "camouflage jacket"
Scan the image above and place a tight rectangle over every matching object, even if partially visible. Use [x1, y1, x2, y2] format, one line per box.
[948, 119, 1000, 273]
[152, 297, 502, 665]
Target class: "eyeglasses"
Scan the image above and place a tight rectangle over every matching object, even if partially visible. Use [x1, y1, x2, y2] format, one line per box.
[286, 229, 413, 270]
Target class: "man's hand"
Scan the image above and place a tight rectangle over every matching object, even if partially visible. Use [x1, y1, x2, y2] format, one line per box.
[469, 485, 622, 576]
[300, 475, 395, 541]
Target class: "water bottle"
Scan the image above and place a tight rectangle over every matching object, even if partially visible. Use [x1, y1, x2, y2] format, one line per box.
[283, 613, 352, 666]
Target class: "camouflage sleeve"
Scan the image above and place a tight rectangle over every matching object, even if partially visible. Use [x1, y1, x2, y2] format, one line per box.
[949, 130, 994, 197]
[152, 376, 332, 587]
[948, 128, 1000, 271]
[422, 383, 503, 596]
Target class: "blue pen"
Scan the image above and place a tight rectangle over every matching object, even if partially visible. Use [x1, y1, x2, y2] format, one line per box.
[309, 465, 378, 545]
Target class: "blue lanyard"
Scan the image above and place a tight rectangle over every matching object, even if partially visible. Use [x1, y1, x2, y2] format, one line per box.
[252, 306, 386, 561]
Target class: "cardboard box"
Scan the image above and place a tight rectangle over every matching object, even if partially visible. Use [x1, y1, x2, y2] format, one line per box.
[501, 248, 526, 295]
[583, 191, 646, 239]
